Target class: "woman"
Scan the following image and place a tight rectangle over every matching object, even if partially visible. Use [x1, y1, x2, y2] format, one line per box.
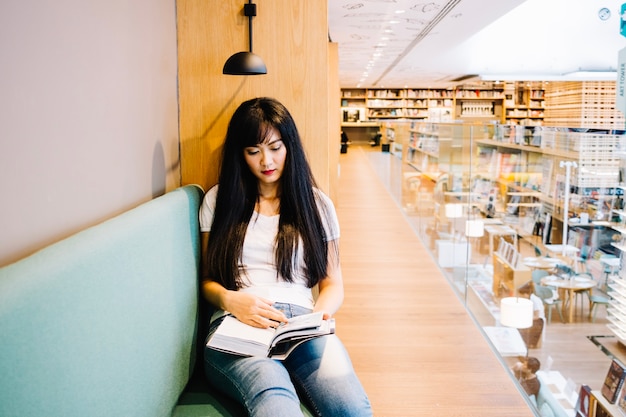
[199, 97, 372, 417]
[517, 281, 545, 349]
[511, 356, 541, 398]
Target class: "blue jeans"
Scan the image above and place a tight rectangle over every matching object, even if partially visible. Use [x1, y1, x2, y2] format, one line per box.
[204, 303, 372, 417]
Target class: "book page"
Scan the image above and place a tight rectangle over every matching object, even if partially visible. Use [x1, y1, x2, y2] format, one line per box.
[274, 312, 324, 339]
[214, 315, 275, 347]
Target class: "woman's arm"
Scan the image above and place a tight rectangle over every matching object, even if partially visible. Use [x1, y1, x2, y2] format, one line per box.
[201, 232, 287, 328]
[313, 239, 344, 320]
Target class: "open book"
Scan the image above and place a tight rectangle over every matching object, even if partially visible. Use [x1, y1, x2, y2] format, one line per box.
[206, 311, 335, 360]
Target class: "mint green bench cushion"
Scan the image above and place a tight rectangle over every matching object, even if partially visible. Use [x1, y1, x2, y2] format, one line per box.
[0, 185, 204, 417]
[173, 389, 314, 417]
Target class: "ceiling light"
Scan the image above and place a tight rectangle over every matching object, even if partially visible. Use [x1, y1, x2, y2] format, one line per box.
[563, 70, 616, 79]
[481, 70, 616, 81]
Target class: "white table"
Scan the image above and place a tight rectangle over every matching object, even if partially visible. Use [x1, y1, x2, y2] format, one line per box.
[541, 275, 597, 323]
[523, 256, 562, 271]
[544, 244, 580, 256]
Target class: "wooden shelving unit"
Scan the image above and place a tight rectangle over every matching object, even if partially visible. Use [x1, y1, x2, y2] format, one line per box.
[342, 80, 624, 129]
[591, 390, 622, 417]
[402, 121, 624, 254]
[454, 84, 505, 123]
[504, 81, 546, 126]
[544, 81, 625, 129]
[492, 251, 531, 300]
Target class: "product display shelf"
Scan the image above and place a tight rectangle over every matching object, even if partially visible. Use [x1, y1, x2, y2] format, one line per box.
[492, 251, 531, 300]
[454, 85, 505, 123]
[341, 85, 502, 123]
[609, 150, 626, 344]
[503, 81, 546, 126]
[607, 276, 626, 343]
[367, 88, 409, 119]
[404, 122, 475, 187]
[539, 130, 623, 230]
[342, 81, 624, 127]
[408, 125, 624, 256]
[591, 390, 622, 417]
[544, 81, 625, 129]
[340, 88, 449, 122]
[406, 123, 443, 181]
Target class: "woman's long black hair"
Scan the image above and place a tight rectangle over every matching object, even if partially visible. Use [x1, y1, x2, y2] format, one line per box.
[205, 97, 331, 290]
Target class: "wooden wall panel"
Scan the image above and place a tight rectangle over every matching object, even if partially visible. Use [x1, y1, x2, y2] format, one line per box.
[177, 0, 334, 196]
[328, 42, 340, 202]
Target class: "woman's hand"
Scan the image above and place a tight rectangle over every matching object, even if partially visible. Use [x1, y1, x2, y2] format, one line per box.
[223, 291, 288, 329]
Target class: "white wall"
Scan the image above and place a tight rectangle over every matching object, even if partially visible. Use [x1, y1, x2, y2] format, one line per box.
[0, 0, 181, 266]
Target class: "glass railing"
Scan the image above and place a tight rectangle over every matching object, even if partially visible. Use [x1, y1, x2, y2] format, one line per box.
[371, 120, 626, 416]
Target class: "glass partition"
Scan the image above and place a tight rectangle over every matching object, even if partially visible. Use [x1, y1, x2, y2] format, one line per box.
[373, 120, 626, 416]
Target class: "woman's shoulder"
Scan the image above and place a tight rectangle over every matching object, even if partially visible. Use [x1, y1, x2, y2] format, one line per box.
[207, 184, 219, 195]
[312, 187, 334, 208]
[203, 184, 219, 204]
[199, 185, 219, 230]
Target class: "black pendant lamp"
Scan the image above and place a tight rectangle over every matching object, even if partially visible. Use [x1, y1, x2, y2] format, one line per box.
[223, 0, 267, 75]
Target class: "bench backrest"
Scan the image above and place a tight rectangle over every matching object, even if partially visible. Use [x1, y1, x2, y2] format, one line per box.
[0, 185, 204, 417]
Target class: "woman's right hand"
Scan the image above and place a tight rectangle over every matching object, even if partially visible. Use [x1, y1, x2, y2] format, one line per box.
[223, 291, 288, 329]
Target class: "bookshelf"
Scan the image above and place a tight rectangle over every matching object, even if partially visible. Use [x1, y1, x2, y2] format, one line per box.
[544, 81, 625, 129]
[504, 81, 546, 126]
[341, 81, 623, 128]
[341, 83, 513, 125]
[340, 87, 454, 123]
[492, 251, 531, 300]
[402, 122, 624, 255]
[454, 84, 505, 123]
[591, 389, 622, 417]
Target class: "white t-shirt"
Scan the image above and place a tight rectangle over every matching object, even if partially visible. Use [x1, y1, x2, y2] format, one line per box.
[199, 185, 339, 309]
[530, 293, 546, 321]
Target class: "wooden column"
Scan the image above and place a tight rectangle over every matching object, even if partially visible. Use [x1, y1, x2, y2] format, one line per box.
[176, 0, 336, 196]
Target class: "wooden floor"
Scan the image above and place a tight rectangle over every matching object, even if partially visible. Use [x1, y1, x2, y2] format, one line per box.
[334, 145, 535, 416]
[359, 144, 616, 393]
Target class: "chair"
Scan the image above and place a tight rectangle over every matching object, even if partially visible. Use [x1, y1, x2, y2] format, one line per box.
[587, 281, 611, 323]
[553, 264, 594, 318]
[553, 263, 574, 278]
[532, 269, 549, 286]
[535, 285, 564, 324]
[573, 245, 591, 274]
[600, 254, 619, 287]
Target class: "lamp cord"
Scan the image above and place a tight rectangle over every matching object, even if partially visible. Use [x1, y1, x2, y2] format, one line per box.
[244, 1, 257, 53]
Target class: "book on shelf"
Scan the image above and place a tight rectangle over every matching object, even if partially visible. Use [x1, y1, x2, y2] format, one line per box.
[206, 311, 335, 360]
[601, 358, 626, 404]
[575, 384, 593, 417]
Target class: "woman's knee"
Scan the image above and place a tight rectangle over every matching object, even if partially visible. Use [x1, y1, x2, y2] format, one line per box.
[205, 351, 303, 416]
[286, 336, 372, 416]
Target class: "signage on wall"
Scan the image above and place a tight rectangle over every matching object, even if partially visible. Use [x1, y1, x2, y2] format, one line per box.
[618, 47, 626, 116]
[619, 5, 626, 115]
[622, 3, 626, 37]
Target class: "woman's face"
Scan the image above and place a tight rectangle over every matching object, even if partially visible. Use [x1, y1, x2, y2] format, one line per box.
[243, 126, 287, 189]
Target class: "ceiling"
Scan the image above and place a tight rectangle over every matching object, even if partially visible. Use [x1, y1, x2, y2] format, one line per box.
[328, 0, 626, 88]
